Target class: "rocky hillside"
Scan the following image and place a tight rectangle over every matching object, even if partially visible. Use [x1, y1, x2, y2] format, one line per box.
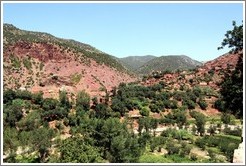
[119, 55, 156, 71]
[136, 55, 202, 75]
[3, 24, 137, 98]
[141, 52, 240, 92]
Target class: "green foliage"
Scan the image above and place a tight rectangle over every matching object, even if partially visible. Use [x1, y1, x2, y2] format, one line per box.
[70, 73, 82, 84]
[59, 136, 103, 163]
[221, 113, 231, 124]
[136, 55, 201, 75]
[3, 127, 19, 152]
[140, 107, 150, 117]
[76, 90, 90, 111]
[218, 21, 243, 53]
[9, 54, 21, 68]
[223, 126, 242, 137]
[17, 110, 42, 131]
[4, 100, 24, 127]
[198, 99, 208, 110]
[23, 57, 32, 70]
[59, 91, 71, 110]
[214, 99, 225, 112]
[195, 138, 206, 150]
[190, 111, 206, 136]
[207, 125, 216, 136]
[164, 109, 187, 127]
[15, 90, 32, 100]
[149, 104, 160, 113]
[179, 142, 192, 157]
[166, 140, 180, 155]
[111, 98, 127, 116]
[41, 98, 68, 121]
[94, 103, 112, 119]
[42, 98, 59, 111]
[109, 134, 142, 162]
[182, 98, 196, 109]
[218, 21, 243, 118]
[150, 136, 166, 152]
[3, 89, 17, 104]
[31, 91, 44, 105]
[139, 154, 172, 163]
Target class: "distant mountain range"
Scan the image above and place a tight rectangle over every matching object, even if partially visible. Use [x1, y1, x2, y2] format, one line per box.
[119, 55, 156, 71]
[119, 55, 202, 75]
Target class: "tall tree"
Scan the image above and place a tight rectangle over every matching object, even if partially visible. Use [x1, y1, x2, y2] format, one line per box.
[218, 21, 243, 118]
[76, 90, 90, 111]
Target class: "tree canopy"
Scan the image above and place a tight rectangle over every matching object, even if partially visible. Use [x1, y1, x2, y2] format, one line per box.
[218, 21, 243, 118]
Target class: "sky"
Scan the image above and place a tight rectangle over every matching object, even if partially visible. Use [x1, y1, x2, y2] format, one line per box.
[2, 2, 244, 61]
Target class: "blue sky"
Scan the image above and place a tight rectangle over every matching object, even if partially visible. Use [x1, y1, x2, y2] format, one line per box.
[2, 2, 244, 61]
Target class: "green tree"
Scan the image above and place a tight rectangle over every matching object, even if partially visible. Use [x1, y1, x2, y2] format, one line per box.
[4, 100, 23, 127]
[42, 98, 59, 111]
[111, 98, 127, 116]
[3, 127, 19, 152]
[110, 134, 142, 162]
[198, 99, 208, 110]
[59, 90, 71, 110]
[3, 89, 16, 104]
[76, 90, 90, 111]
[139, 107, 150, 117]
[31, 91, 44, 105]
[17, 110, 42, 131]
[218, 21, 243, 118]
[221, 113, 231, 124]
[190, 111, 206, 136]
[95, 103, 112, 119]
[59, 136, 103, 163]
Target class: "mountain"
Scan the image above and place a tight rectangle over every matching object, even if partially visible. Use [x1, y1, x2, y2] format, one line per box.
[141, 52, 240, 91]
[136, 55, 202, 75]
[3, 23, 137, 98]
[119, 55, 156, 71]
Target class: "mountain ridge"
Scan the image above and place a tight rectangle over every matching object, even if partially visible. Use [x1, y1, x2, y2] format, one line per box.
[136, 55, 202, 75]
[3, 23, 137, 98]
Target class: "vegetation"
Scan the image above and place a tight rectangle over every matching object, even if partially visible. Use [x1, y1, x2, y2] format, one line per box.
[3, 23, 129, 73]
[3, 21, 243, 163]
[217, 21, 243, 118]
[136, 55, 202, 75]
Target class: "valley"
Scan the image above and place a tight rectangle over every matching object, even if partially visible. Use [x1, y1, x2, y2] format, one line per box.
[2, 23, 243, 163]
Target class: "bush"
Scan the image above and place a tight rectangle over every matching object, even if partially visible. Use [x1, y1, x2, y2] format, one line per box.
[223, 126, 242, 136]
[179, 142, 192, 157]
[166, 141, 180, 155]
[140, 107, 150, 117]
[221, 113, 231, 124]
[182, 99, 196, 109]
[23, 57, 32, 70]
[149, 104, 160, 113]
[214, 99, 225, 112]
[198, 100, 208, 110]
[195, 138, 206, 150]
[207, 125, 216, 136]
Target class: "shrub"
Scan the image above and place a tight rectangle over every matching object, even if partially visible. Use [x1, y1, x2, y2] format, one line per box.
[23, 57, 32, 70]
[223, 126, 242, 136]
[140, 107, 150, 117]
[198, 100, 208, 110]
[166, 141, 180, 155]
[182, 99, 196, 109]
[70, 73, 82, 84]
[221, 113, 231, 124]
[214, 99, 225, 112]
[195, 138, 206, 150]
